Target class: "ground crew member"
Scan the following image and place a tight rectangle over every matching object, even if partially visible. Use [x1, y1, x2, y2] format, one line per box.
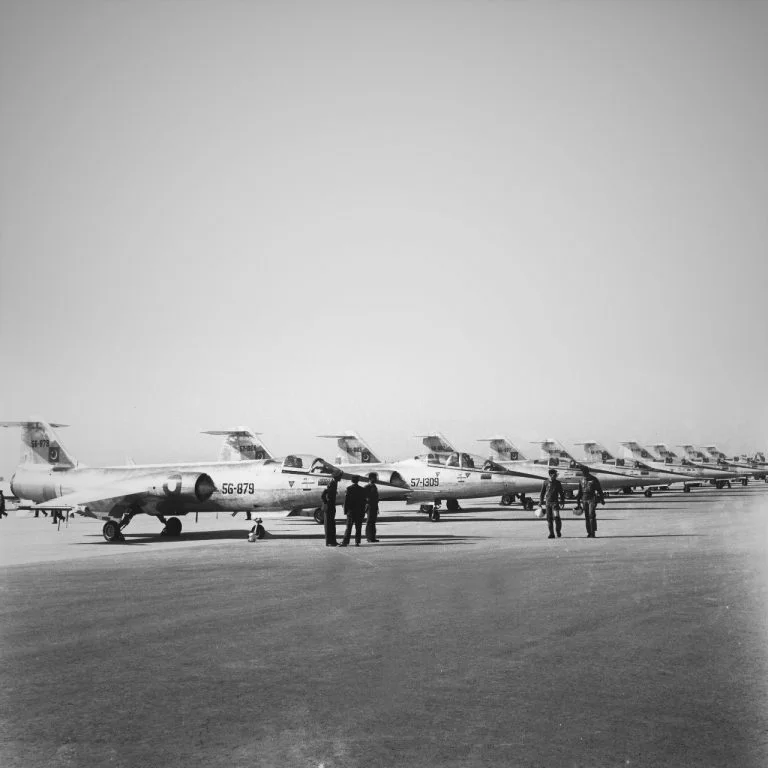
[576, 466, 605, 538]
[341, 476, 367, 547]
[321, 472, 341, 547]
[365, 473, 380, 542]
[0, 490, 7, 519]
[539, 468, 565, 539]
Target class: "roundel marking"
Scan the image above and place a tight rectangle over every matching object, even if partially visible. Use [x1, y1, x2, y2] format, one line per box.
[361, 451, 370, 463]
[49, 447, 59, 463]
[164, 474, 183, 495]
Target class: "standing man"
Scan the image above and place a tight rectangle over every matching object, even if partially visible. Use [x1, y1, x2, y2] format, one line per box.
[365, 473, 380, 543]
[576, 466, 605, 538]
[0, 490, 7, 519]
[539, 468, 565, 539]
[341, 476, 367, 547]
[321, 471, 341, 547]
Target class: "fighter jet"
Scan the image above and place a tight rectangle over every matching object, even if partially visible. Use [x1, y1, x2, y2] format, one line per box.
[647, 443, 738, 489]
[0, 421, 386, 542]
[699, 445, 762, 483]
[618, 441, 719, 491]
[677, 444, 746, 487]
[574, 441, 690, 495]
[534, 440, 669, 495]
[477, 436, 582, 509]
[318, 432, 541, 520]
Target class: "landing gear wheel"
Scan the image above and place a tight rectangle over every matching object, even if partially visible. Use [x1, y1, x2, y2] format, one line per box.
[255, 522, 266, 539]
[102, 520, 123, 543]
[313, 507, 325, 524]
[500, 494, 514, 507]
[683, 485, 691, 493]
[431, 510, 441, 521]
[164, 517, 182, 537]
[524, 498, 535, 511]
[742, 478, 748, 486]
[446, 498, 460, 512]
[644, 489, 653, 498]
[420, 504, 433, 515]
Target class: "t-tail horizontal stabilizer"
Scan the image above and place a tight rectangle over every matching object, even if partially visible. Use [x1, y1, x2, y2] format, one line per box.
[317, 432, 382, 465]
[201, 428, 274, 462]
[414, 432, 456, 455]
[0, 421, 78, 468]
[477, 436, 527, 462]
[574, 441, 617, 464]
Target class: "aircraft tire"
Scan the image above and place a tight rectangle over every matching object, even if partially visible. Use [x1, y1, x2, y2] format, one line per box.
[644, 489, 653, 498]
[420, 504, 433, 515]
[102, 520, 122, 543]
[683, 485, 691, 493]
[500, 494, 514, 506]
[431, 510, 441, 521]
[313, 507, 325, 525]
[165, 517, 182, 537]
[742, 478, 748, 486]
[255, 523, 266, 539]
[446, 498, 460, 512]
[524, 498, 535, 511]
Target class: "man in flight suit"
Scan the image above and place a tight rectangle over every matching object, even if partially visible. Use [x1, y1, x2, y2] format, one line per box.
[341, 476, 367, 547]
[365, 473, 380, 542]
[539, 468, 565, 539]
[576, 466, 605, 538]
[321, 471, 341, 547]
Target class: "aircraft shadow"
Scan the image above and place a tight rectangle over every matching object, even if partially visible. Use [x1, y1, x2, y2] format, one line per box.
[582, 534, 702, 539]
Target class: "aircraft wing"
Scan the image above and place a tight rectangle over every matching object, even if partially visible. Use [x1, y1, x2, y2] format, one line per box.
[29, 478, 153, 516]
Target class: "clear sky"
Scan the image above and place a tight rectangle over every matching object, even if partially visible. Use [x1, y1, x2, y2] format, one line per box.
[1, 0, 766, 473]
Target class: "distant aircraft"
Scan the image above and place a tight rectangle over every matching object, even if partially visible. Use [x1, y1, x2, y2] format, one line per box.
[648, 443, 738, 489]
[534, 439, 668, 495]
[677, 444, 747, 486]
[699, 445, 763, 483]
[477, 436, 582, 509]
[318, 431, 542, 520]
[0, 421, 387, 542]
[574, 440, 688, 495]
[618, 441, 718, 491]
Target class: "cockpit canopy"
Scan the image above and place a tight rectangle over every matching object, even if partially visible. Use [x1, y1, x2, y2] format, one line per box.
[270, 454, 337, 474]
[415, 451, 506, 472]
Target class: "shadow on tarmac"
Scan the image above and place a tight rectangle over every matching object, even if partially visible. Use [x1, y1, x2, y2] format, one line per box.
[74, 530, 486, 546]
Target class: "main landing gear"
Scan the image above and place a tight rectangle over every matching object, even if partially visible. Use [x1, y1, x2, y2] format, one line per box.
[158, 516, 182, 537]
[644, 489, 653, 498]
[419, 502, 442, 521]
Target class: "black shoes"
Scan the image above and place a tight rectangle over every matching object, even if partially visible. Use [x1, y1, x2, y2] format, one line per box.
[548, 534, 555, 539]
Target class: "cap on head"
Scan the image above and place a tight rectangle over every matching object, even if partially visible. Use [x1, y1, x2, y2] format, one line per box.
[368, 472, 377, 482]
[548, 468, 557, 476]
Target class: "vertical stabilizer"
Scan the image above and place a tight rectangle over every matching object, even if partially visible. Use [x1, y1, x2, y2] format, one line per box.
[477, 437, 527, 461]
[620, 441, 660, 462]
[414, 432, 455, 455]
[575, 441, 616, 463]
[317, 432, 382, 465]
[0, 421, 77, 468]
[533, 439, 576, 463]
[201, 428, 274, 462]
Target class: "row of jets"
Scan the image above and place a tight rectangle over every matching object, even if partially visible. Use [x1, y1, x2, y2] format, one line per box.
[2, 421, 765, 542]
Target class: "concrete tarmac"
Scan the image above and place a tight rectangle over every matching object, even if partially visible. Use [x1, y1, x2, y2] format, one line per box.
[1, 486, 767, 767]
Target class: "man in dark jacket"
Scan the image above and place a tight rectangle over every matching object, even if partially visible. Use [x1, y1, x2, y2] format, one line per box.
[321, 472, 342, 546]
[539, 468, 565, 539]
[341, 476, 367, 546]
[0, 490, 7, 519]
[576, 466, 605, 538]
[365, 473, 380, 542]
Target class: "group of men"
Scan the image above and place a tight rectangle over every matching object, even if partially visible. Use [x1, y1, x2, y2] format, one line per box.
[320, 472, 379, 547]
[539, 465, 605, 538]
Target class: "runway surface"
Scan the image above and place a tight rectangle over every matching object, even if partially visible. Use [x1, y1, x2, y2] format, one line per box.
[2, 486, 767, 767]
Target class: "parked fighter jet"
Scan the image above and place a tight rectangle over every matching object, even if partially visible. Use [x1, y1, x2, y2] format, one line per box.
[649, 443, 738, 489]
[574, 441, 689, 495]
[318, 432, 538, 520]
[477, 436, 581, 509]
[619, 441, 715, 491]
[534, 440, 667, 495]
[678, 444, 746, 487]
[0, 421, 386, 542]
[699, 445, 761, 483]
